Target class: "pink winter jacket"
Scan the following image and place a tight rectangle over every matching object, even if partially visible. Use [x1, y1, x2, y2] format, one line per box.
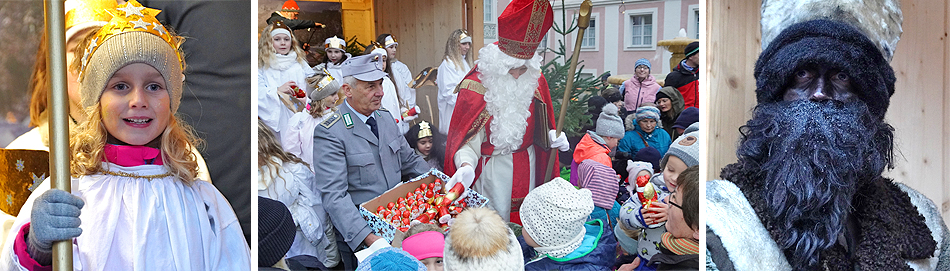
[623, 75, 661, 111]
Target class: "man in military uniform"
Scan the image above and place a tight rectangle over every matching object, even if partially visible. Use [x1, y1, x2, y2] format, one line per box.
[312, 53, 430, 270]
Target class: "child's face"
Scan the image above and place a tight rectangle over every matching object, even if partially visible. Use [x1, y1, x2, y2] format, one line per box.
[665, 187, 698, 240]
[662, 156, 688, 191]
[603, 136, 619, 150]
[416, 136, 433, 156]
[322, 93, 339, 108]
[420, 257, 443, 271]
[327, 48, 344, 62]
[385, 45, 397, 59]
[272, 33, 292, 55]
[100, 63, 170, 146]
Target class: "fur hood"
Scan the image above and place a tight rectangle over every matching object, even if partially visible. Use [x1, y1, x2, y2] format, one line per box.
[443, 226, 525, 271]
[625, 113, 663, 131]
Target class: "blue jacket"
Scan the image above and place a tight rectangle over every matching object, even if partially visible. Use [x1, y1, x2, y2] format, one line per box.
[520, 219, 617, 271]
[618, 125, 671, 159]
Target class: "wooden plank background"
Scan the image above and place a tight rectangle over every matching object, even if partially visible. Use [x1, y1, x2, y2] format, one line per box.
[373, 0, 482, 75]
[706, 0, 950, 225]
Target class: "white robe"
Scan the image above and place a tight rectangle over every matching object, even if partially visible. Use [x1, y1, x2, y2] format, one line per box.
[280, 109, 333, 173]
[1, 163, 249, 271]
[258, 159, 337, 268]
[453, 129, 537, 222]
[391, 60, 416, 108]
[437, 58, 470, 135]
[1, 128, 213, 251]
[259, 56, 315, 137]
[380, 77, 408, 134]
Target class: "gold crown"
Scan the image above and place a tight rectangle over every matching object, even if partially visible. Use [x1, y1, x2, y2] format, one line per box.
[65, 0, 115, 30]
[459, 30, 470, 41]
[325, 36, 346, 50]
[384, 35, 398, 47]
[418, 121, 433, 139]
[315, 69, 336, 90]
[80, 0, 181, 76]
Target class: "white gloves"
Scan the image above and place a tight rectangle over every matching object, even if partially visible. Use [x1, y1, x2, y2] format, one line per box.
[549, 130, 570, 152]
[445, 165, 476, 199]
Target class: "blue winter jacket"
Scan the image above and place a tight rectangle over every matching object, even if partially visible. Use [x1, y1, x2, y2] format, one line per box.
[520, 219, 618, 271]
[618, 125, 671, 159]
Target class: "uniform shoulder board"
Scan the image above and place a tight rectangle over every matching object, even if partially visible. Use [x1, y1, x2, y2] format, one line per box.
[377, 107, 389, 112]
[320, 113, 342, 129]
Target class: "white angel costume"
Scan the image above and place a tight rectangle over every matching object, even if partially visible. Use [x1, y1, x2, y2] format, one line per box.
[1, 163, 250, 271]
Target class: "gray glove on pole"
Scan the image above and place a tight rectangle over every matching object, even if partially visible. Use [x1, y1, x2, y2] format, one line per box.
[28, 189, 84, 266]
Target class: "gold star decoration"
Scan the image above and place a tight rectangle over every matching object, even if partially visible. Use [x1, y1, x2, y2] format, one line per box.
[80, 0, 181, 78]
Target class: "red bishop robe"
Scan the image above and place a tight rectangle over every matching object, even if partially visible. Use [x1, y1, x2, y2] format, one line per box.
[443, 67, 558, 224]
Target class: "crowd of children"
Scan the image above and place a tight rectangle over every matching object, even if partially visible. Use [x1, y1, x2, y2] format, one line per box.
[254, 0, 702, 269]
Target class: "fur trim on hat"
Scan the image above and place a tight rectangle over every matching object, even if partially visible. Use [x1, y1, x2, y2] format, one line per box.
[444, 208, 524, 271]
[625, 111, 664, 132]
[760, 0, 902, 61]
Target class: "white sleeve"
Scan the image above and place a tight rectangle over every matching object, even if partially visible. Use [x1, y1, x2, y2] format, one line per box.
[437, 59, 461, 108]
[454, 128, 484, 169]
[258, 69, 284, 133]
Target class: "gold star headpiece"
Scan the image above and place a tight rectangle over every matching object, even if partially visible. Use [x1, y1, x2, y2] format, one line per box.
[418, 121, 433, 139]
[80, 0, 181, 77]
[65, 0, 115, 31]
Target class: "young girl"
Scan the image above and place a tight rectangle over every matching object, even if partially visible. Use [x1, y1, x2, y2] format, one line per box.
[280, 74, 341, 173]
[376, 34, 418, 116]
[258, 20, 316, 138]
[312, 36, 348, 80]
[401, 223, 444, 271]
[436, 29, 473, 135]
[404, 121, 445, 171]
[2, 1, 249, 269]
[364, 45, 410, 134]
[260, 120, 338, 269]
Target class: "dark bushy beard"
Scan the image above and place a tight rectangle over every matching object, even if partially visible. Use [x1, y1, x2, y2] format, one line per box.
[729, 100, 894, 270]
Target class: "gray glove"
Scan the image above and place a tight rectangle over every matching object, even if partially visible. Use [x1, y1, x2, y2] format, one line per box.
[28, 189, 83, 265]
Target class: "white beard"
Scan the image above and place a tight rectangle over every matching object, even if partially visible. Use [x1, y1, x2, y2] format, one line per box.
[478, 43, 544, 154]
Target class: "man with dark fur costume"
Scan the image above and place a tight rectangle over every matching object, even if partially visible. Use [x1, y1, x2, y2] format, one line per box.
[705, 4, 950, 271]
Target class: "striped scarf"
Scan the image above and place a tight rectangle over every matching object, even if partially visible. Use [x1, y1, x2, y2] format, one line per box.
[660, 232, 698, 255]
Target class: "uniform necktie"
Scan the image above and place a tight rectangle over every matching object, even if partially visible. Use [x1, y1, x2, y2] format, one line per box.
[366, 117, 379, 138]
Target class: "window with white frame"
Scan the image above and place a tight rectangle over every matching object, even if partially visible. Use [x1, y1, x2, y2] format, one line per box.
[694, 9, 700, 39]
[537, 32, 548, 52]
[629, 13, 653, 47]
[581, 14, 597, 49]
[484, 0, 497, 39]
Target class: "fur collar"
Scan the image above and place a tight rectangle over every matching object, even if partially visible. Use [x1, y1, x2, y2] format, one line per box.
[720, 163, 936, 270]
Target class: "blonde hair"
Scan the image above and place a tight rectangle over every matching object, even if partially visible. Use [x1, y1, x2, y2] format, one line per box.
[71, 107, 202, 183]
[259, 24, 308, 69]
[443, 29, 473, 72]
[258, 119, 309, 186]
[70, 26, 198, 183]
[406, 223, 444, 238]
[307, 95, 338, 118]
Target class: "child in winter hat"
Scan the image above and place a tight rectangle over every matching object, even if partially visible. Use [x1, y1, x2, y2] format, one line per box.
[570, 103, 625, 184]
[402, 223, 445, 271]
[520, 177, 618, 270]
[520, 177, 594, 258]
[443, 208, 524, 271]
[356, 247, 427, 271]
[577, 159, 621, 228]
[661, 130, 700, 191]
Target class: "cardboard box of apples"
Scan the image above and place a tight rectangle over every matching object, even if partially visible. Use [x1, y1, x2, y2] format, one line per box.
[357, 168, 488, 243]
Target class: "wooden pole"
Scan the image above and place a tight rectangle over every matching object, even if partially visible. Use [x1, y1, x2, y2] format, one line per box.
[545, 0, 592, 183]
[43, 1, 73, 270]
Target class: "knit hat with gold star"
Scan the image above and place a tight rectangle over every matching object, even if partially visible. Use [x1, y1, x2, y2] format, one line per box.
[79, 0, 184, 113]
